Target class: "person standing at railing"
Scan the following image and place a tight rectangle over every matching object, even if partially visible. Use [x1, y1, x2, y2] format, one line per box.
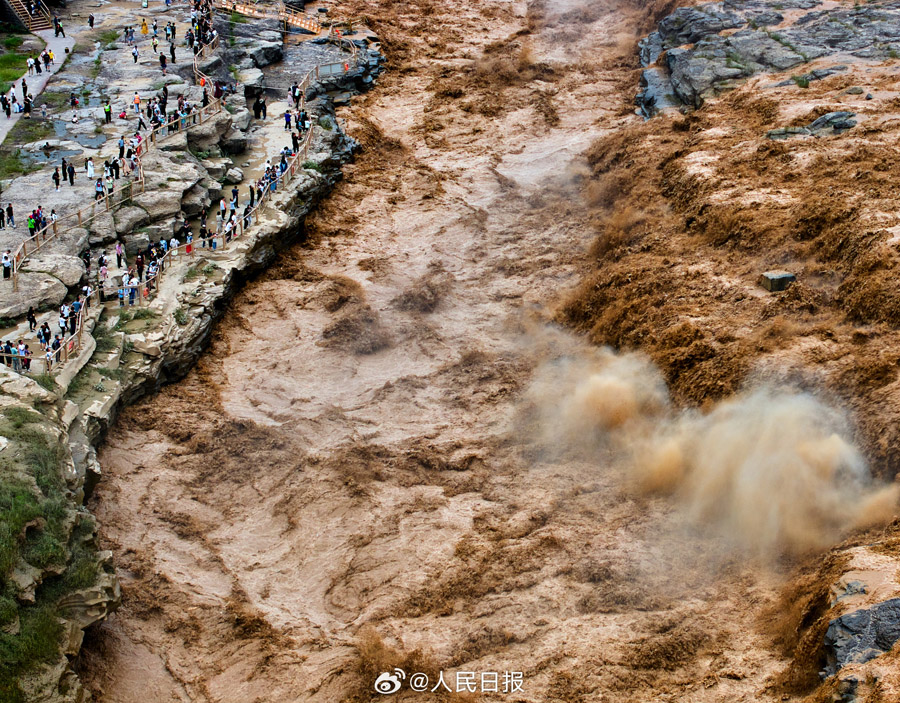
[94, 179, 104, 201]
[2, 251, 10, 280]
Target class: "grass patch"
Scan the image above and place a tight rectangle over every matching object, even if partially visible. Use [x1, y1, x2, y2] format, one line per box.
[230, 10, 247, 24]
[112, 311, 132, 331]
[64, 366, 92, 397]
[173, 307, 187, 325]
[791, 74, 810, 88]
[0, 119, 52, 177]
[302, 160, 322, 172]
[96, 367, 124, 380]
[132, 308, 156, 320]
[98, 29, 119, 46]
[2, 407, 41, 429]
[0, 316, 16, 328]
[1, 36, 22, 50]
[202, 263, 217, 275]
[31, 374, 57, 393]
[37, 92, 67, 109]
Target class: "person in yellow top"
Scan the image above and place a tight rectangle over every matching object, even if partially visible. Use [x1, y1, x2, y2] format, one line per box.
[140, 19, 148, 34]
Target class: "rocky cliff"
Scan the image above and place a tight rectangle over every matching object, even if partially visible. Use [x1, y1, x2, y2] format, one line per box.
[0, 24, 383, 702]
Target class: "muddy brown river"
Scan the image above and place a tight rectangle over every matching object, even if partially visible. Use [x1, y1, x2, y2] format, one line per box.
[79, 1, 796, 700]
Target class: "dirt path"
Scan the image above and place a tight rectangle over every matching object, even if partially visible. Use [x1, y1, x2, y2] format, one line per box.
[79, 1, 798, 701]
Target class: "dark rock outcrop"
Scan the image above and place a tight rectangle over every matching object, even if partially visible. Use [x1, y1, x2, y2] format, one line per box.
[824, 599, 900, 676]
[636, 0, 900, 115]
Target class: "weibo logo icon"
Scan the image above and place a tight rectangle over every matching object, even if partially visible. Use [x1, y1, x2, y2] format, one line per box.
[374, 668, 406, 694]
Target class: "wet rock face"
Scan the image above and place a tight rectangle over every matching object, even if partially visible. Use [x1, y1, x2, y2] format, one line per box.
[824, 598, 900, 675]
[636, 0, 900, 114]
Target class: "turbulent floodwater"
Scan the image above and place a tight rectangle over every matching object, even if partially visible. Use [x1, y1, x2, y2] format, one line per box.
[78, 1, 817, 701]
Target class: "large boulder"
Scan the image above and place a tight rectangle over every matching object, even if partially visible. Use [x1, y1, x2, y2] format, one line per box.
[223, 167, 243, 185]
[132, 190, 183, 220]
[249, 40, 284, 67]
[657, 5, 745, 48]
[220, 129, 248, 155]
[186, 111, 233, 152]
[238, 68, 265, 91]
[0, 272, 67, 316]
[231, 107, 252, 131]
[824, 599, 900, 676]
[114, 206, 150, 235]
[21, 253, 85, 288]
[87, 211, 118, 247]
[122, 230, 150, 256]
[181, 184, 210, 218]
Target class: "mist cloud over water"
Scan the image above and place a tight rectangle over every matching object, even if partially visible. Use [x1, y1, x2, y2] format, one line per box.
[524, 346, 899, 556]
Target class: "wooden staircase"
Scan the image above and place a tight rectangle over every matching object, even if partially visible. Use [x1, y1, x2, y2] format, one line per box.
[6, 0, 52, 32]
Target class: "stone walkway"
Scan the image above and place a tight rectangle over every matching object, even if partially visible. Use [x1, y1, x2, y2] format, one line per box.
[0, 29, 75, 147]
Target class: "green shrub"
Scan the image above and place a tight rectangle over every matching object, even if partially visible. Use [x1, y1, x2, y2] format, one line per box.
[0, 594, 16, 625]
[173, 307, 187, 325]
[23, 532, 65, 569]
[302, 160, 322, 172]
[791, 74, 810, 88]
[132, 308, 156, 320]
[317, 116, 333, 130]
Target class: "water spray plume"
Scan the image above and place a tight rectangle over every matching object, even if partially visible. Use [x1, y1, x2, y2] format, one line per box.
[527, 348, 900, 557]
